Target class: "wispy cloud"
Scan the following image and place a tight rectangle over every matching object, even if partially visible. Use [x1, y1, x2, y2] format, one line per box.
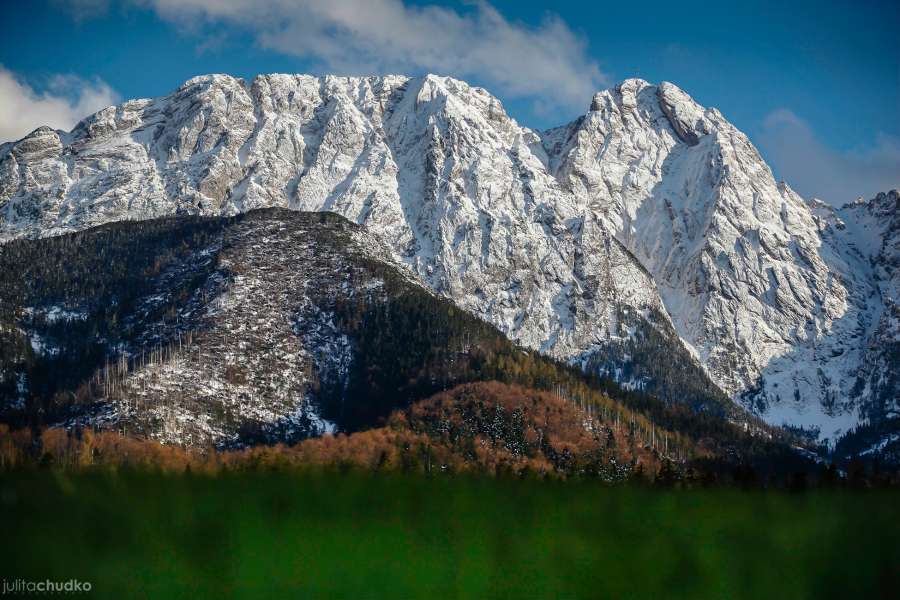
[132, 0, 607, 113]
[0, 65, 120, 143]
[759, 108, 900, 205]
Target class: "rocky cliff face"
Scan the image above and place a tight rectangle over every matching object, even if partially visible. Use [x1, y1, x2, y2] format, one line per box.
[543, 79, 898, 443]
[833, 191, 900, 425]
[0, 73, 896, 444]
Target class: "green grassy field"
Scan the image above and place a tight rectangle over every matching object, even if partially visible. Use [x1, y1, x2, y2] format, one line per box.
[1, 471, 897, 599]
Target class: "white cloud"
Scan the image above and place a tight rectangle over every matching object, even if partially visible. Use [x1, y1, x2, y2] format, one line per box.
[759, 108, 900, 205]
[134, 0, 606, 113]
[0, 65, 120, 143]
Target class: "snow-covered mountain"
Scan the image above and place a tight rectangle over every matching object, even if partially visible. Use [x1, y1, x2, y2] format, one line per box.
[0, 73, 896, 445]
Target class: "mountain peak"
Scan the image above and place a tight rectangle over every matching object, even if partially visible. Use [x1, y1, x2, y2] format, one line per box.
[584, 78, 712, 147]
[655, 81, 708, 145]
[0, 72, 895, 449]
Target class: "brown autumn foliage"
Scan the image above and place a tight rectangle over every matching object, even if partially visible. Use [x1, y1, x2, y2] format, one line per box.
[0, 424, 33, 469]
[0, 382, 675, 480]
[397, 381, 664, 477]
[0, 424, 207, 471]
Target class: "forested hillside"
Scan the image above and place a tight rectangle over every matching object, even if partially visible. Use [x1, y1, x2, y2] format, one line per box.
[0, 209, 833, 481]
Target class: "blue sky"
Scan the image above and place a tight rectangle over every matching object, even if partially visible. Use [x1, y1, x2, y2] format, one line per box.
[0, 0, 897, 203]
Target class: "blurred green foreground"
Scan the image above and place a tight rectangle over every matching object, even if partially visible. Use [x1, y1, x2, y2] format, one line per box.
[2, 471, 897, 599]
